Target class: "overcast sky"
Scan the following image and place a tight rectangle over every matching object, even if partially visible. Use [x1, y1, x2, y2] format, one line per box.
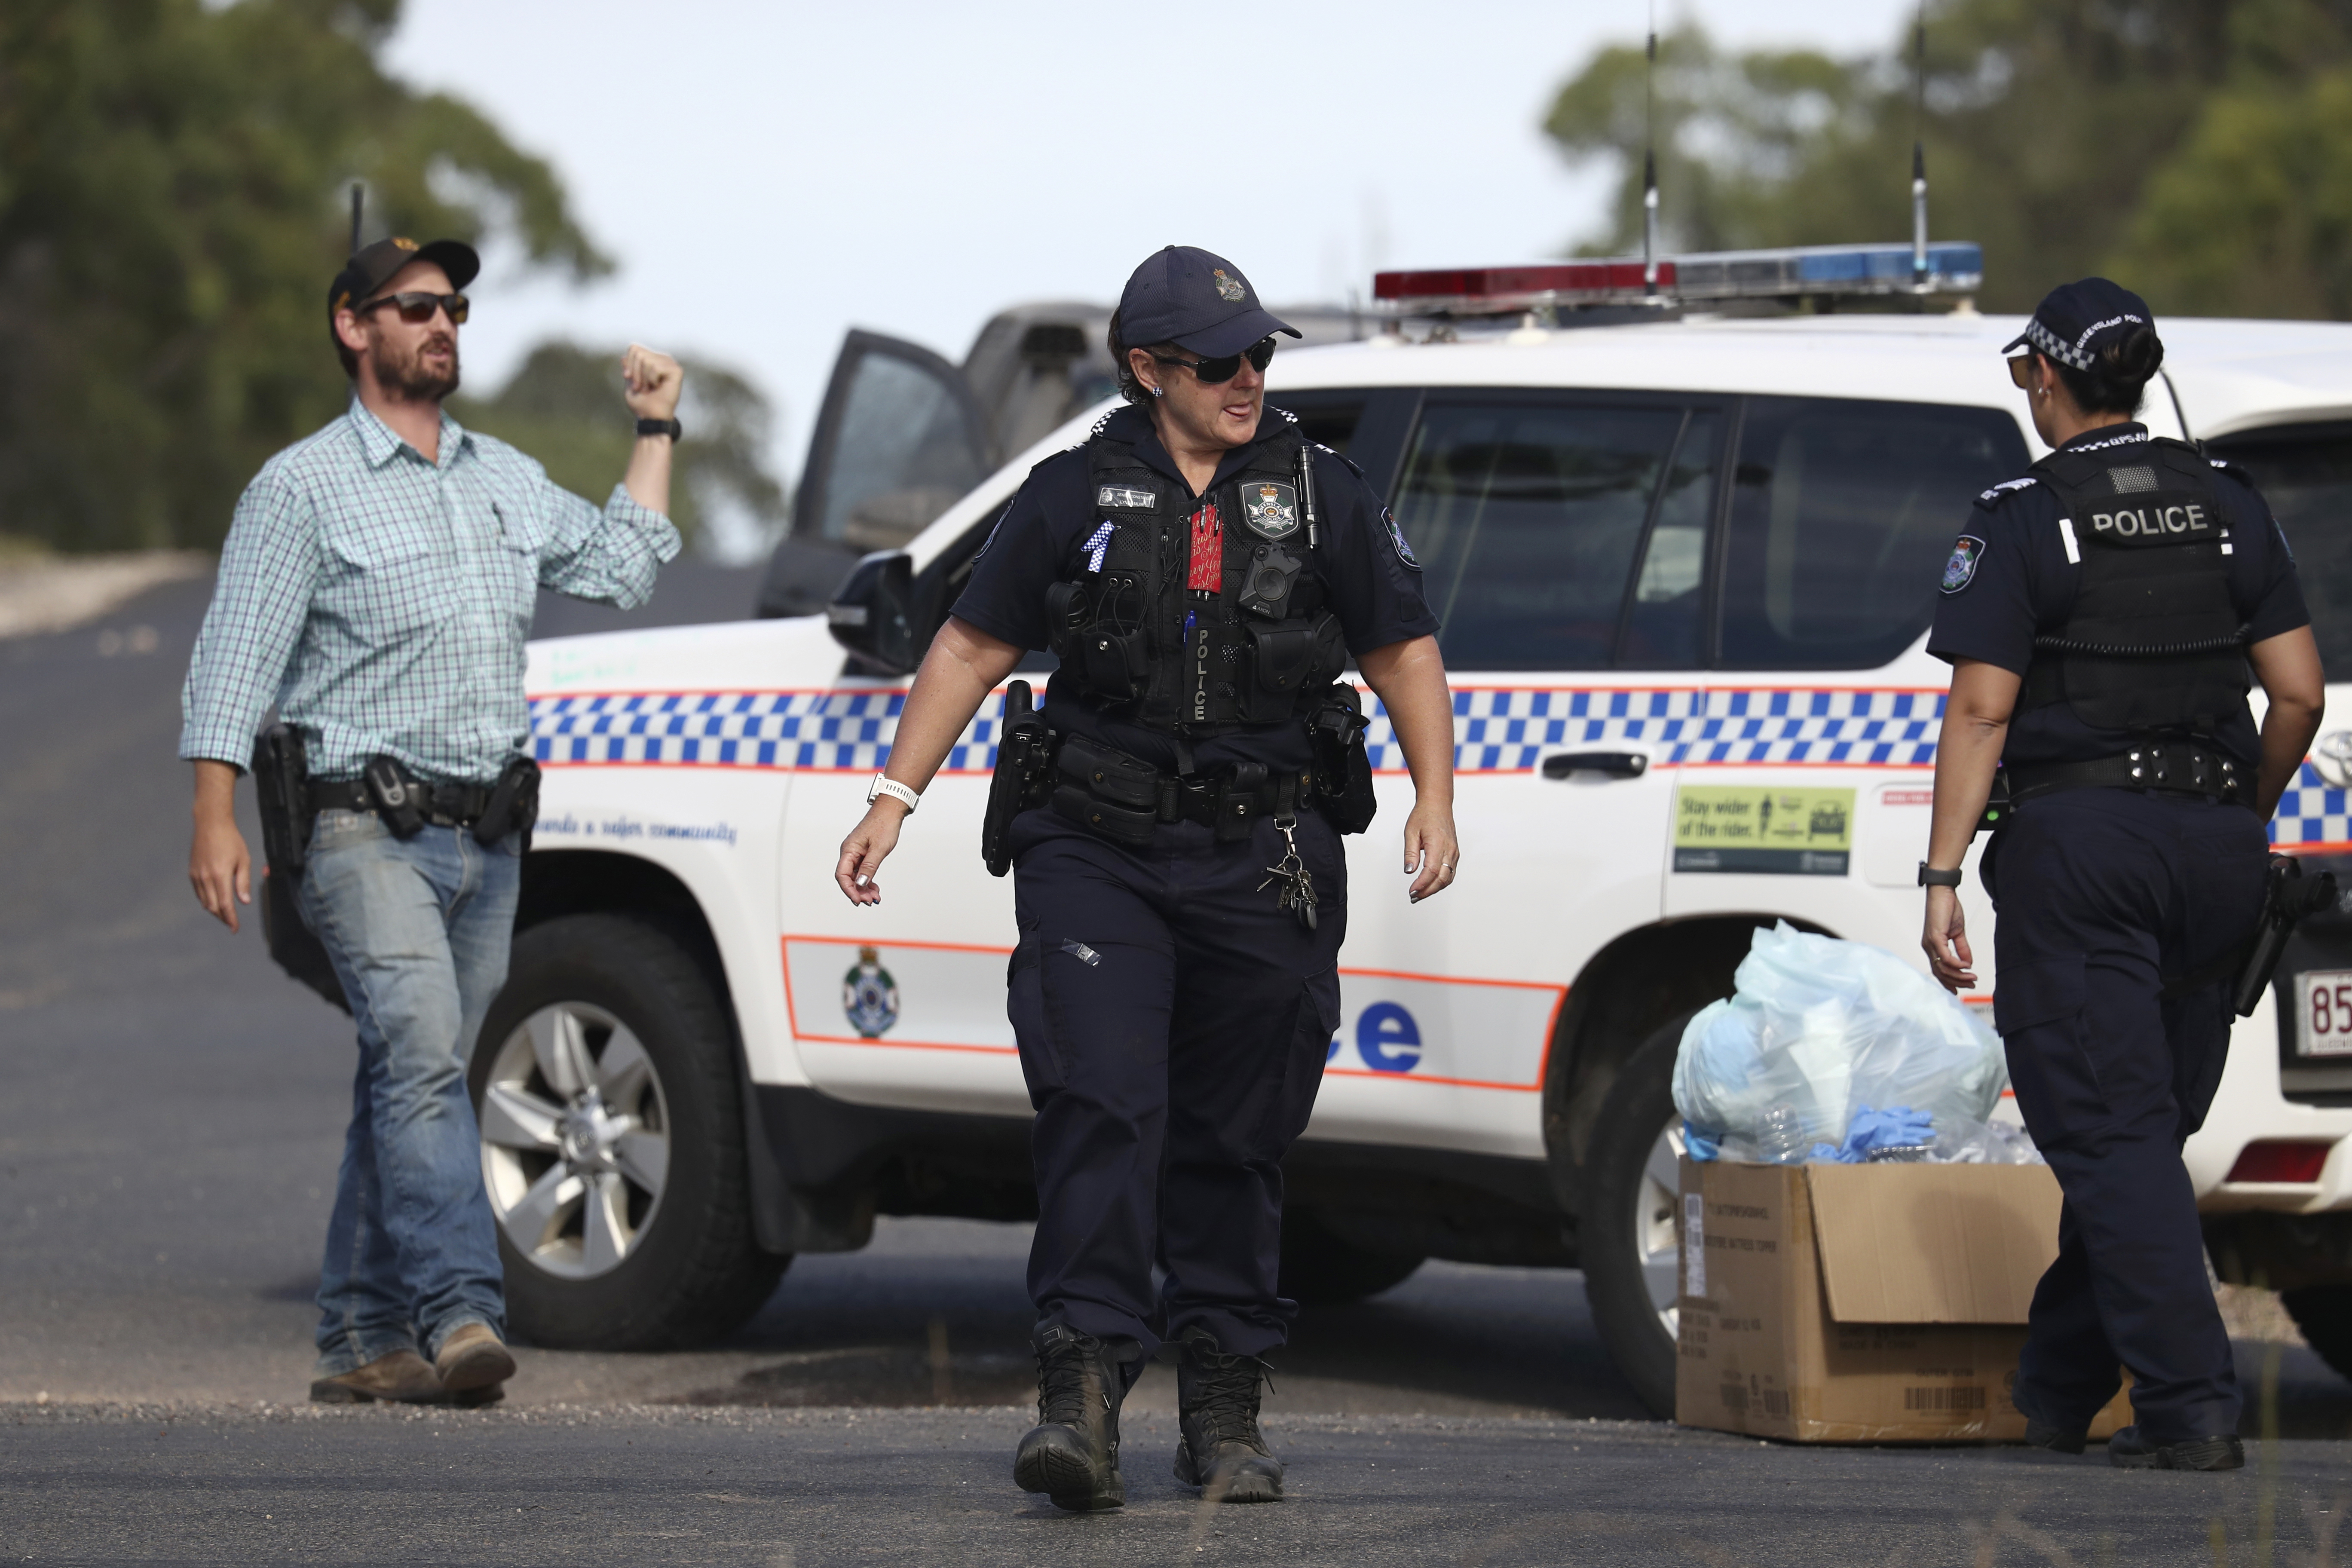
[384, 0, 1920, 550]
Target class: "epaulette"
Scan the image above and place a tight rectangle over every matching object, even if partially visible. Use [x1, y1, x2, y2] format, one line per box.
[1311, 441, 1369, 482]
[2207, 453, 2257, 487]
[1974, 475, 2038, 510]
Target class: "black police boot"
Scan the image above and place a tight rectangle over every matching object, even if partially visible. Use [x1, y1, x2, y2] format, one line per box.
[1173, 1326, 1283, 1504]
[2022, 1417, 2088, 1455]
[1013, 1324, 1127, 1512]
[2107, 1425, 2246, 1471]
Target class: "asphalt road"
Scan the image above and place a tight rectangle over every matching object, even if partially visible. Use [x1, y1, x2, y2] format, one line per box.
[4, 562, 2351, 1565]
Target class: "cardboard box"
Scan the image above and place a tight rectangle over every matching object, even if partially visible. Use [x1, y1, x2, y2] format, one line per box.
[1674, 1156, 2133, 1443]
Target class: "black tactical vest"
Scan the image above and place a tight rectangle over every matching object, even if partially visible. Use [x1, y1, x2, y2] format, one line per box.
[2020, 436, 2252, 741]
[1045, 416, 1348, 735]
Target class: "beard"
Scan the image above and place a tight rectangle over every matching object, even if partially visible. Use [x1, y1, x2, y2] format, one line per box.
[379, 331, 461, 403]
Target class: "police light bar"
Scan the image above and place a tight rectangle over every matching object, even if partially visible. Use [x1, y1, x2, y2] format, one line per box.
[1373, 242, 1984, 316]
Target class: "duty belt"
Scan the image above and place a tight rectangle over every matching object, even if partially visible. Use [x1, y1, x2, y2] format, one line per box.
[309, 775, 494, 828]
[2004, 741, 2251, 809]
[1051, 732, 1316, 847]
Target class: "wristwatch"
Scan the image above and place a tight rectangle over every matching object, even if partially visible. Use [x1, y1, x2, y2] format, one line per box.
[1917, 861, 1963, 889]
[635, 417, 683, 441]
[868, 774, 919, 815]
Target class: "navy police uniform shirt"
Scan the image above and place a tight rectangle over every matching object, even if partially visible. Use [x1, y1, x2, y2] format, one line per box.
[1926, 422, 2309, 771]
[951, 401, 1438, 774]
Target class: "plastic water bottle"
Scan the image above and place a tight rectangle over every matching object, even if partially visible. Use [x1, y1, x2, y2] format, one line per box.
[1757, 1103, 1808, 1165]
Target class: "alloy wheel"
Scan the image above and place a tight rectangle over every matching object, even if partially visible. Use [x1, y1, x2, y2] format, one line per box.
[1634, 1114, 1686, 1338]
[477, 1001, 671, 1280]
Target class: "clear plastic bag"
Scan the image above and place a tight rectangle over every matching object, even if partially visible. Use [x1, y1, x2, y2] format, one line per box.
[1674, 922, 2008, 1159]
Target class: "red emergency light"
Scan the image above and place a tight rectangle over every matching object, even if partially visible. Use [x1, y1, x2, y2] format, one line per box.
[2224, 1140, 2335, 1184]
[1372, 261, 1672, 313]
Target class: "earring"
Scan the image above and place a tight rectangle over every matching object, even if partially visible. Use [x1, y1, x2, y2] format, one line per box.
[1149, 385, 1163, 398]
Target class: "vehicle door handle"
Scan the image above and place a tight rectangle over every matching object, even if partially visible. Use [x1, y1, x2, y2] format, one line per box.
[1542, 751, 1648, 780]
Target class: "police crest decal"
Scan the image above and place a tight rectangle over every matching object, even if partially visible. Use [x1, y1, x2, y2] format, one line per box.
[1941, 534, 1986, 594]
[1241, 482, 1299, 541]
[842, 945, 900, 1039]
[1212, 268, 1246, 303]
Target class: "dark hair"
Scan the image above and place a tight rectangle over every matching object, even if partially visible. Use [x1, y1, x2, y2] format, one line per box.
[2045, 325, 2165, 416]
[1106, 310, 1178, 406]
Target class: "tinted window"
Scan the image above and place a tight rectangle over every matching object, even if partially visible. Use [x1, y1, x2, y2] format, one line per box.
[1620, 412, 1721, 668]
[2207, 423, 2352, 674]
[818, 350, 989, 551]
[1268, 398, 1363, 456]
[1718, 398, 2028, 669]
[1394, 401, 1686, 670]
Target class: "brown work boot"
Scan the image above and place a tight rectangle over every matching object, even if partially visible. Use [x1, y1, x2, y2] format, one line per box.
[433, 1323, 516, 1405]
[309, 1349, 443, 1405]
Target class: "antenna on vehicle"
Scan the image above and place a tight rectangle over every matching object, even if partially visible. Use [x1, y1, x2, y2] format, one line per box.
[1643, 3, 1660, 296]
[1910, 2, 1928, 294]
[349, 183, 364, 256]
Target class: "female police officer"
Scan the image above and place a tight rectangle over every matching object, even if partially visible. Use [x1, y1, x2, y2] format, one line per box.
[1921, 279, 2324, 1471]
[834, 246, 1457, 1510]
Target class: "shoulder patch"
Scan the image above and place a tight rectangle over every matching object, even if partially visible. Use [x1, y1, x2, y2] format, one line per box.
[1975, 475, 2038, 510]
[1381, 505, 1421, 571]
[1941, 534, 1987, 594]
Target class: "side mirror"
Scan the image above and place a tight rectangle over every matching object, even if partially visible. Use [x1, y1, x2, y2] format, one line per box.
[827, 551, 919, 675]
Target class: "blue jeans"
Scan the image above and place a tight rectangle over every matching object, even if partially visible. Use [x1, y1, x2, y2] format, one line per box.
[296, 808, 518, 1375]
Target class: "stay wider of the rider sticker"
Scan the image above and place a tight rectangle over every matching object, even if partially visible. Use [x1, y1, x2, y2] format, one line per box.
[1941, 534, 1985, 594]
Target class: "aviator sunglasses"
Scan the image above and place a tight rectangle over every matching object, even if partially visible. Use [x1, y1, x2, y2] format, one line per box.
[355, 290, 471, 326]
[1150, 336, 1277, 385]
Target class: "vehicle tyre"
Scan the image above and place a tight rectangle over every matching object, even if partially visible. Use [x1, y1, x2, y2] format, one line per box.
[470, 913, 788, 1351]
[1579, 1008, 1693, 1418]
[2281, 1285, 2352, 1382]
[1279, 1208, 1426, 1305]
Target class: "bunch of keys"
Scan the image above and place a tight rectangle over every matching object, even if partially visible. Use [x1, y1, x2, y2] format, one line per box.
[1259, 815, 1319, 931]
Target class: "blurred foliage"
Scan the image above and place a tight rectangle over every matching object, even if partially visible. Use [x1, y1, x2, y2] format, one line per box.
[451, 344, 787, 554]
[0, 0, 609, 552]
[1543, 0, 2352, 318]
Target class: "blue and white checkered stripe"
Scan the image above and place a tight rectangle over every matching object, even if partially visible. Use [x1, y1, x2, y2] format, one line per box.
[2272, 763, 2352, 850]
[531, 689, 1005, 774]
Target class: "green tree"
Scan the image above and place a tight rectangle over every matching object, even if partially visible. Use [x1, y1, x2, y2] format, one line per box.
[0, 0, 608, 552]
[1539, 2, 2352, 316]
[451, 343, 787, 554]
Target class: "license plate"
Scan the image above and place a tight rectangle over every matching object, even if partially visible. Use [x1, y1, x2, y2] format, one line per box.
[2297, 971, 2352, 1057]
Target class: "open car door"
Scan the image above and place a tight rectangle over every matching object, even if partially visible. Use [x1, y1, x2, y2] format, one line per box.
[756, 329, 993, 618]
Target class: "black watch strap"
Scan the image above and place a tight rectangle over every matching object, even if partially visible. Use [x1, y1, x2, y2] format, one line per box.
[1918, 861, 1963, 889]
[636, 417, 683, 441]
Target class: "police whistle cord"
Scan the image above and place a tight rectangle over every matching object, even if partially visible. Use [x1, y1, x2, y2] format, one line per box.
[2156, 855, 2341, 1017]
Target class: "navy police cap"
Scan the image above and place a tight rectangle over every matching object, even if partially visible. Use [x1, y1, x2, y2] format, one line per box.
[2002, 277, 2156, 371]
[1118, 245, 1299, 358]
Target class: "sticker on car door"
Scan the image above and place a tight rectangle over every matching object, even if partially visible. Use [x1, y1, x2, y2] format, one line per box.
[1673, 785, 1854, 876]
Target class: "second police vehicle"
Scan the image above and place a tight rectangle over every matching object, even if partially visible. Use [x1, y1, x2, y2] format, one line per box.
[427, 244, 2352, 1415]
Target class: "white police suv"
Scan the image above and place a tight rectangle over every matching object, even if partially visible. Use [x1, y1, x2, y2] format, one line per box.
[479, 245, 2352, 1414]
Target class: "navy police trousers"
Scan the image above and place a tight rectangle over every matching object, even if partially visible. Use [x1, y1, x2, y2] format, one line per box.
[1984, 786, 2269, 1442]
[1005, 805, 1346, 1361]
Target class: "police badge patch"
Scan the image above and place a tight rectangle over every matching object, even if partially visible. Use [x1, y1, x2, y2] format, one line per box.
[1240, 482, 1299, 541]
[1381, 505, 1422, 570]
[842, 945, 900, 1039]
[1941, 534, 1985, 594]
[1213, 269, 1246, 303]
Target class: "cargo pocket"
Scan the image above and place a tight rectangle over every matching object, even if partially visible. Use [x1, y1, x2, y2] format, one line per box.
[1991, 953, 2105, 1145]
[1266, 966, 1344, 1149]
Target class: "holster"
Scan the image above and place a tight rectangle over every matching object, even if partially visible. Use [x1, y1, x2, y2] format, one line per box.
[474, 755, 542, 850]
[982, 680, 1053, 876]
[248, 723, 350, 1014]
[1308, 683, 1378, 835]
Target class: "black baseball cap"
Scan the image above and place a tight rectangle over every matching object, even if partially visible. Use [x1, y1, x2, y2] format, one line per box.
[1117, 245, 1299, 358]
[2001, 277, 2156, 371]
[328, 235, 481, 320]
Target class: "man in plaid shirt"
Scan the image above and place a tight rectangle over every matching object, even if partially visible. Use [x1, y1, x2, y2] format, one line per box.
[181, 232, 683, 1406]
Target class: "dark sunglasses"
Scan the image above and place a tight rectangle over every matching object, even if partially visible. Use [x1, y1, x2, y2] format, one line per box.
[2006, 352, 2038, 389]
[1151, 337, 1276, 385]
[356, 290, 470, 326]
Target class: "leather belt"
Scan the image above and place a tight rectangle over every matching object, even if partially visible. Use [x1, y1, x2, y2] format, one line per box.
[308, 776, 495, 828]
[2005, 741, 2251, 808]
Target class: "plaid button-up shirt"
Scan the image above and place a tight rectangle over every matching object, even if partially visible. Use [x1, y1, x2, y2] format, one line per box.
[181, 400, 680, 785]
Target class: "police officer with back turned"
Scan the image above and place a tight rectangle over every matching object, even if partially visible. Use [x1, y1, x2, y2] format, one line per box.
[834, 245, 1457, 1510]
[183, 228, 685, 1405]
[1922, 279, 2324, 1471]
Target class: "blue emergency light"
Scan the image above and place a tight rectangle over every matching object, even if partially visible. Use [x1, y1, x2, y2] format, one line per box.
[1372, 242, 1984, 316]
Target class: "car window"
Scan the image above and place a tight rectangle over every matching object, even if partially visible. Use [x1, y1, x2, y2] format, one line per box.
[1267, 398, 1364, 456]
[1393, 400, 1687, 670]
[1618, 412, 1721, 669]
[1717, 397, 2029, 670]
[2205, 422, 2352, 674]
[816, 344, 991, 551]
